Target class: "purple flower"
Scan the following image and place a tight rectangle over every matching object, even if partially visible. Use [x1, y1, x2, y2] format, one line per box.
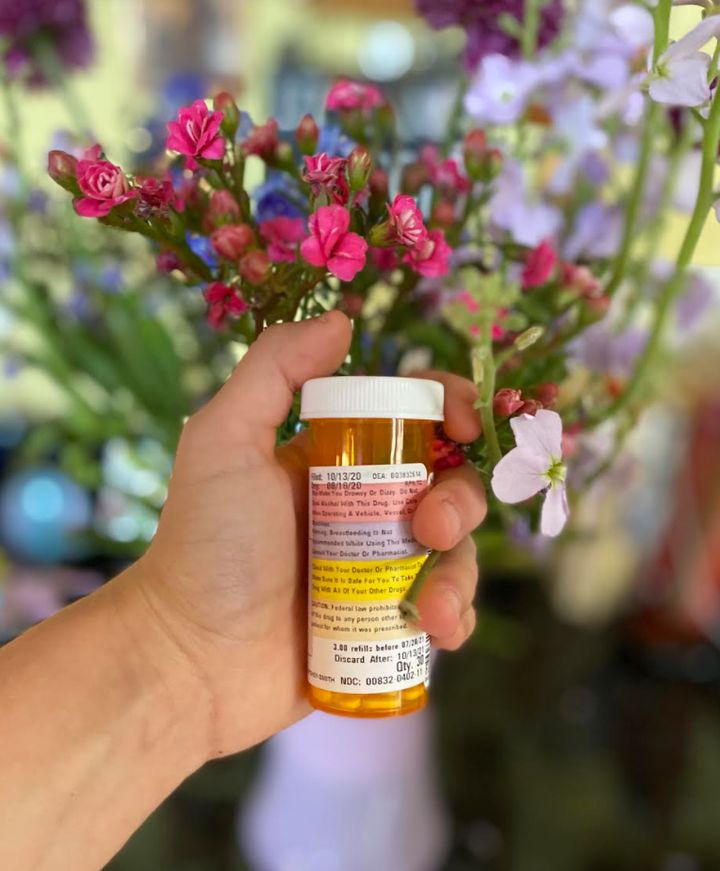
[0, 0, 94, 86]
[465, 54, 537, 124]
[675, 270, 716, 332]
[564, 202, 623, 261]
[253, 174, 305, 223]
[571, 320, 646, 378]
[489, 160, 563, 247]
[416, 0, 565, 69]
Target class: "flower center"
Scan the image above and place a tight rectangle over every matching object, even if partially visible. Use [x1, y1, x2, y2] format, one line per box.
[544, 457, 566, 487]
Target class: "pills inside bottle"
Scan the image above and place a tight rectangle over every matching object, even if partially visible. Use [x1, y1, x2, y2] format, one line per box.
[300, 376, 444, 718]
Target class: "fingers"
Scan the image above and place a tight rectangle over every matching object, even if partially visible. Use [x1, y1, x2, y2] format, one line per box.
[413, 462, 487, 552]
[196, 311, 352, 453]
[412, 370, 481, 443]
[414, 536, 479, 649]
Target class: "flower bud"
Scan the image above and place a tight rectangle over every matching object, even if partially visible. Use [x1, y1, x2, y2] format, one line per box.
[463, 129, 487, 180]
[401, 161, 429, 195]
[479, 148, 503, 182]
[532, 382, 559, 409]
[367, 220, 393, 248]
[586, 294, 610, 318]
[48, 150, 79, 193]
[211, 223, 256, 261]
[274, 140, 294, 167]
[431, 200, 455, 227]
[341, 292, 364, 317]
[296, 114, 319, 155]
[213, 92, 240, 138]
[240, 249, 271, 285]
[514, 325, 544, 350]
[346, 145, 372, 192]
[368, 167, 389, 198]
[209, 189, 241, 222]
[517, 399, 542, 416]
[493, 388, 524, 417]
[157, 250, 183, 273]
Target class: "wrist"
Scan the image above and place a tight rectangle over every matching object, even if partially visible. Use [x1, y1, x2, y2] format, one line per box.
[103, 560, 213, 771]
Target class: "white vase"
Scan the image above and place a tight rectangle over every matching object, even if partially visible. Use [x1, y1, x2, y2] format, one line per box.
[239, 708, 450, 871]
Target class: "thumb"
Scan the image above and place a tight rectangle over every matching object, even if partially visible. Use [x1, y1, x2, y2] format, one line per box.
[198, 311, 352, 453]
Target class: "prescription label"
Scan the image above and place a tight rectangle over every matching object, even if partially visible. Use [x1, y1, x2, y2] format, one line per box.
[308, 464, 431, 694]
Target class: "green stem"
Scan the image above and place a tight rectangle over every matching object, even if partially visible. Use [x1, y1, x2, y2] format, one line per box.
[652, 0, 672, 67]
[478, 318, 503, 467]
[441, 75, 468, 159]
[521, 0, 542, 59]
[620, 115, 695, 328]
[1, 77, 23, 172]
[592, 85, 720, 424]
[605, 101, 662, 297]
[604, 0, 672, 298]
[399, 549, 442, 622]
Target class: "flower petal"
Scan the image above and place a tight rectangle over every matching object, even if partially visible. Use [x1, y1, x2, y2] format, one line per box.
[327, 232, 368, 281]
[509, 409, 563, 461]
[200, 137, 225, 160]
[540, 483, 569, 537]
[661, 16, 720, 62]
[300, 236, 326, 268]
[649, 55, 711, 107]
[491, 447, 548, 504]
[315, 205, 350, 257]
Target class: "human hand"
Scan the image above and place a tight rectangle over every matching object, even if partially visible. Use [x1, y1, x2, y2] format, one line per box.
[126, 311, 487, 760]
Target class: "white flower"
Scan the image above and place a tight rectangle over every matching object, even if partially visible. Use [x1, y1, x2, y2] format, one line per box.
[491, 410, 570, 538]
[649, 15, 720, 107]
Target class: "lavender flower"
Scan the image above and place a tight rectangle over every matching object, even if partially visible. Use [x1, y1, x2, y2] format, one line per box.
[416, 0, 565, 69]
[571, 320, 647, 378]
[0, 0, 94, 86]
[489, 160, 563, 247]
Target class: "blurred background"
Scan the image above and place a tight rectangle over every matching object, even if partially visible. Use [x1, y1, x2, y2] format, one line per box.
[2, 1, 720, 870]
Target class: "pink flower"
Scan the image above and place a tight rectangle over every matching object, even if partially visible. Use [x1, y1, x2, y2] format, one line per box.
[457, 292, 507, 340]
[386, 194, 428, 248]
[302, 153, 349, 205]
[491, 410, 569, 538]
[259, 217, 307, 263]
[370, 246, 399, 272]
[493, 388, 524, 417]
[301, 205, 368, 282]
[135, 176, 174, 217]
[243, 119, 280, 160]
[326, 79, 385, 114]
[522, 239, 558, 290]
[74, 144, 136, 218]
[403, 229, 452, 278]
[203, 283, 248, 330]
[166, 100, 225, 162]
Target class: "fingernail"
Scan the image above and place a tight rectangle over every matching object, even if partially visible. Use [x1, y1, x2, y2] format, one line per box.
[441, 498, 462, 541]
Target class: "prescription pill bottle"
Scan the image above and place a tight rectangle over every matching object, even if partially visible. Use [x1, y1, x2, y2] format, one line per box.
[300, 376, 444, 718]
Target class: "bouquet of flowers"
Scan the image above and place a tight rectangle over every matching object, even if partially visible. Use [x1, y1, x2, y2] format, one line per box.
[43, 0, 720, 580]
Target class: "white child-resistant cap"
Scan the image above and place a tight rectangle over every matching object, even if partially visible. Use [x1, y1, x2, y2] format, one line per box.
[300, 376, 444, 421]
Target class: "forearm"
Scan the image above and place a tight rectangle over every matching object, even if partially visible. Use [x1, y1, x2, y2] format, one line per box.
[0, 562, 210, 871]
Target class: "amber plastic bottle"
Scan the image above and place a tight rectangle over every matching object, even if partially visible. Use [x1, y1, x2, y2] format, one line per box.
[300, 376, 444, 718]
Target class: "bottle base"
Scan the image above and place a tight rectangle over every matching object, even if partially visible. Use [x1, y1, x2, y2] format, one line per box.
[307, 682, 428, 718]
